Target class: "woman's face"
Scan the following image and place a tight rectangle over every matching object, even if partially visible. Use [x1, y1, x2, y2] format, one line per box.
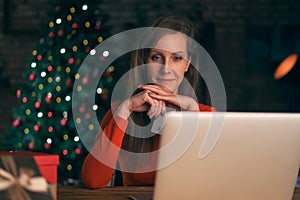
[146, 32, 190, 93]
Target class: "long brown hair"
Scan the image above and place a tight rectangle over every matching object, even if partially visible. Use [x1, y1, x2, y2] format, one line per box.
[122, 15, 200, 153]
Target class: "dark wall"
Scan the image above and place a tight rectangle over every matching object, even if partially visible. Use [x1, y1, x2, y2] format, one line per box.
[1, 0, 300, 132]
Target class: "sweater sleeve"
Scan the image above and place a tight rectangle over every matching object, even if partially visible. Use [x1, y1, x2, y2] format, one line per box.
[198, 103, 216, 112]
[81, 108, 128, 189]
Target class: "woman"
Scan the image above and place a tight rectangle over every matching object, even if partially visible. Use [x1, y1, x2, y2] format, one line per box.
[81, 15, 215, 189]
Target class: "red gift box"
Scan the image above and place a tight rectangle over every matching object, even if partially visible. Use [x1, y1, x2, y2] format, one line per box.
[0, 151, 59, 200]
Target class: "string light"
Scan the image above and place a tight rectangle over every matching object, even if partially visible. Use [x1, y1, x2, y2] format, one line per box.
[74, 136, 80, 142]
[47, 138, 52, 144]
[38, 84, 44, 90]
[37, 112, 43, 118]
[67, 164, 72, 171]
[49, 21, 54, 28]
[24, 128, 29, 134]
[103, 50, 109, 57]
[31, 62, 37, 68]
[41, 71, 47, 77]
[82, 5, 88, 10]
[11, 0, 113, 184]
[67, 15, 72, 21]
[90, 49, 96, 55]
[92, 105, 98, 110]
[56, 18, 62, 24]
[96, 87, 103, 94]
[60, 48, 66, 54]
[65, 95, 71, 101]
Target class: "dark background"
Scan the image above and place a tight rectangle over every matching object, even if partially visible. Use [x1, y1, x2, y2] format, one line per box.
[1, 0, 300, 133]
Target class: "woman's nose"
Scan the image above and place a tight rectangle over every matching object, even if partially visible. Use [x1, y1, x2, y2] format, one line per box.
[161, 59, 172, 74]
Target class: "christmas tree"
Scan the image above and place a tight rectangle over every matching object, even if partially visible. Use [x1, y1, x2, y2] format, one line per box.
[3, 0, 114, 185]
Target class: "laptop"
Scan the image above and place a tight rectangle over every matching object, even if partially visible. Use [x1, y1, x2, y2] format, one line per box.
[150, 112, 300, 200]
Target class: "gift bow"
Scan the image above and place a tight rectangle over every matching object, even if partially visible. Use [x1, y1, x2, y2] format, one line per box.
[0, 156, 49, 200]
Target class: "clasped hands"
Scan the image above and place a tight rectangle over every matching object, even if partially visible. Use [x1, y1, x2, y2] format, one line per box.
[116, 84, 199, 120]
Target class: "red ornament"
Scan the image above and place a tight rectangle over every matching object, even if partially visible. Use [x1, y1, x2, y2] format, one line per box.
[101, 93, 109, 100]
[85, 113, 91, 119]
[72, 23, 78, 29]
[34, 101, 41, 109]
[48, 126, 54, 132]
[85, 47, 91, 53]
[33, 125, 40, 132]
[79, 105, 86, 113]
[95, 25, 101, 30]
[29, 73, 36, 81]
[22, 97, 28, 103]
[47, 111, 53, 118]
[45, 96, 52, 104]
[63, 149, 68, 155]
[105, 71, 111, 77]
[65, 78, 73, 88]
[99, 55, 106, 61]
[57, 29, 64, 36]
[48, 65, 53, 72]
[37, 55, 43, 61]
[55, 6, 60, 11]
[68, 58, 75, 64]
[44, 142, 51, 149]
[49, 32, 55, 38]
[60, 118, 67, 126]
[28, 142, 35, 150]
[12, 119, 20, 127]
[16, 90, 21, 98]
[82, 77, 88, 84]
[75, 147, 82, 155]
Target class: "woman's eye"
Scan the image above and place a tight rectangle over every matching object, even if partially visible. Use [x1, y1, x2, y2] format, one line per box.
[173, 56, 183, 62]
[151, 55, 163, 62]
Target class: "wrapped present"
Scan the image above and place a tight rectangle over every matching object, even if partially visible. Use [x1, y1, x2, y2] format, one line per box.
[0, 151, 59, 200]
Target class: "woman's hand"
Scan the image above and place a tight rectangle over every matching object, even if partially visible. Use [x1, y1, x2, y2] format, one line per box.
[140, 84, 199, 111]
[115, 89, 166, 119]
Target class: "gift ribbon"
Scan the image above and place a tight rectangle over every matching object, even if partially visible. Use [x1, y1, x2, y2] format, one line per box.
[0, 156, 49, 200]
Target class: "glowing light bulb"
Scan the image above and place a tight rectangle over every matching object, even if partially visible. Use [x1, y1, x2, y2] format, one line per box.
[90, 49, 96, 55]
[82, 5, 88, 10]
[56, 18, 62, 24]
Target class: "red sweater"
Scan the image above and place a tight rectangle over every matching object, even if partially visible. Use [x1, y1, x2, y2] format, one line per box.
[81, 103, 215, 189]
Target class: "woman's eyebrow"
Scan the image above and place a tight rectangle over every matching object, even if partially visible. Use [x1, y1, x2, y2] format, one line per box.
[150, 49, 186, 55]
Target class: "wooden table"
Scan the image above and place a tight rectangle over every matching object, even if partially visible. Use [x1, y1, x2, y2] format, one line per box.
[58, 186, 153, 200]
[58, 186, 300, 200]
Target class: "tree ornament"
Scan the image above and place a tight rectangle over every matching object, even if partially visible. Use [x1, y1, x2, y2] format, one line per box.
[75, 147, 82, 155]
[44, 142, 51, 149]
[68, 58, 75, 64]
[60, 118, 67, 126]
[48, 126, 54, 133]
[72, 23, 78, 29]
[16, 90, 22, 98]
[48, 65, 54, 72]
[28, 142, 35, 150]
[65, 78, 73, 88]
[33, 124, 40, 132]
[45, 96, 52, 104]
[34, 101, 41, 109]
[37, 55, 43, 61]
[63, 149, 68, 155]
[12, 119, 21, 127]
[55, 5, 60, 11]
[58, 29, 64, 36]
[47, 111, 53, 118]
[49, 32, 55, 38]
[22, 97, 28, 103]
[29, 73, 36, 81]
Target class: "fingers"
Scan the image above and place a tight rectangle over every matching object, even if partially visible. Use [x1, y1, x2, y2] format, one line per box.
[144, 96, 166, 119]
[140, 84, 171, 95]
[130, 88, 168, 118]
